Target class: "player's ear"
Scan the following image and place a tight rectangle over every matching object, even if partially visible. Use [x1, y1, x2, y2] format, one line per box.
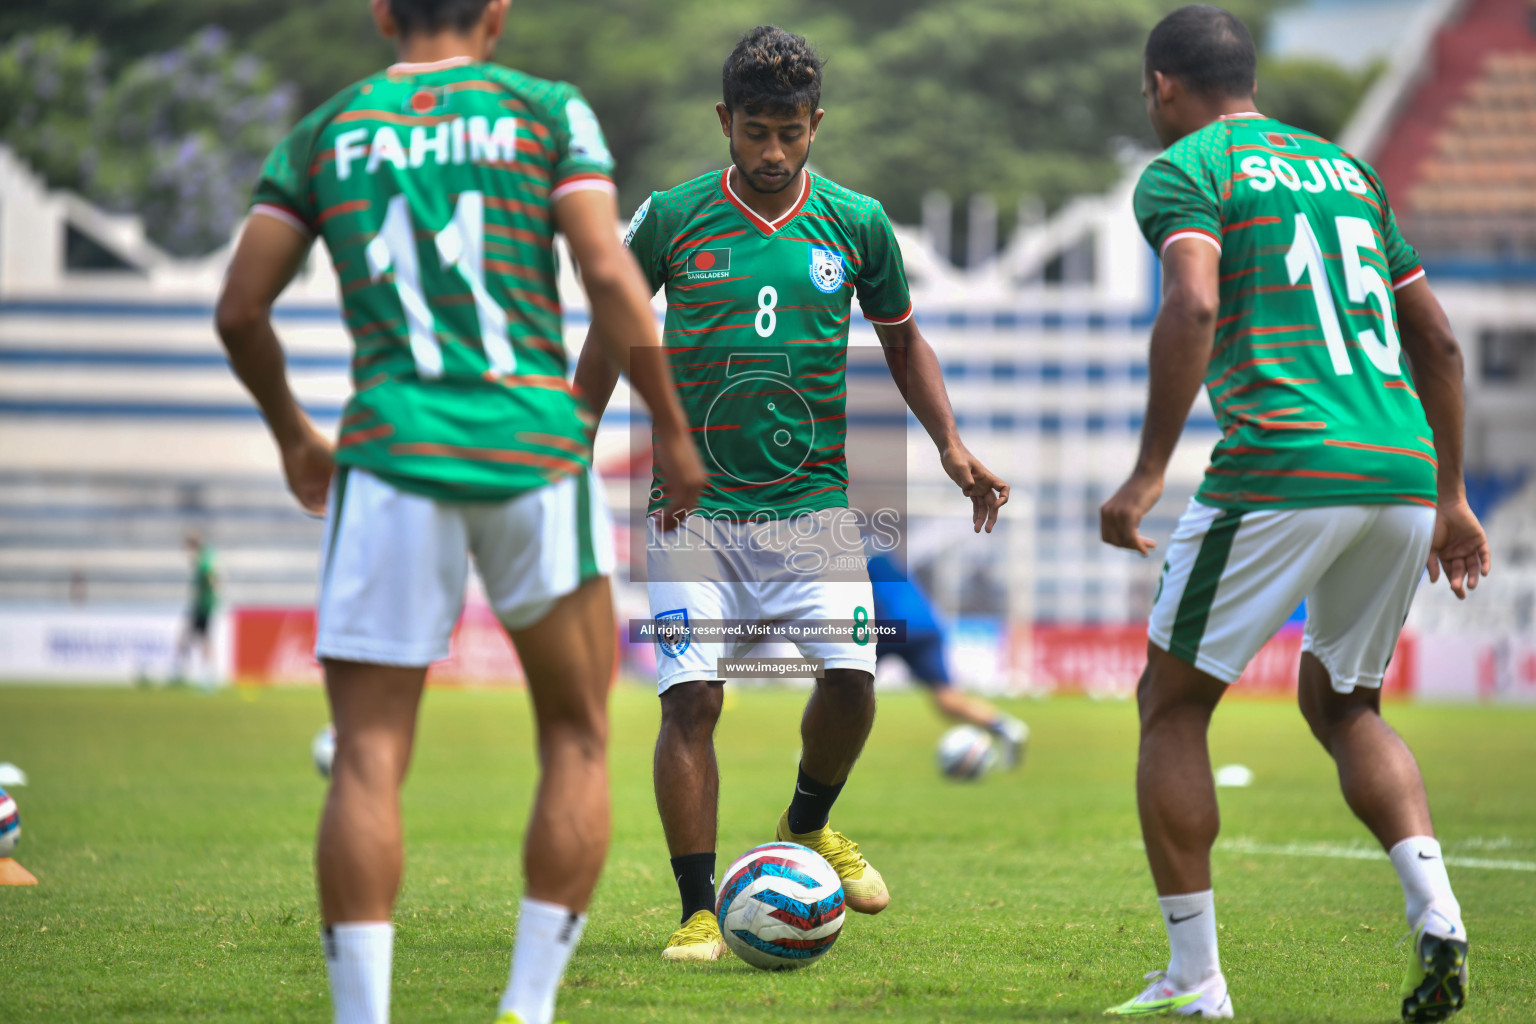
[808, 108, 825, 139]
[716, 102, 733, 138]
[1154, 70, 1178, 109]
[369, 0, 397, 40]
[483, 0, 511, 52]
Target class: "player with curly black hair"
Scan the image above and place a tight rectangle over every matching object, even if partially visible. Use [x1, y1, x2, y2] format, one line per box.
[575, 25, 1008, 962]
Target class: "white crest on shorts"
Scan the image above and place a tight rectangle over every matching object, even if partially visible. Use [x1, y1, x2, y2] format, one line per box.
[809, 245, 845, 294]
[656, 607, 690, 658]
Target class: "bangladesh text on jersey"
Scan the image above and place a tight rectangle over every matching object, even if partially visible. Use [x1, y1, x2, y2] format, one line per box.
[625, 168, 913, 518]
[251, 56, 616, 501]
[1134, 113, 1438, 512]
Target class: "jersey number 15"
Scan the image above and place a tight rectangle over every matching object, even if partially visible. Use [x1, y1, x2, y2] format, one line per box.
[1284, 213, 1401, 377]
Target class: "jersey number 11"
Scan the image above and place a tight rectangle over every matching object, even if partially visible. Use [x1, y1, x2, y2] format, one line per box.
[364, 190, 516, 379]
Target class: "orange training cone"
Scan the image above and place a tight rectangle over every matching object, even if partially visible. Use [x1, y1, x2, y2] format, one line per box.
[0, 858, 37, 885]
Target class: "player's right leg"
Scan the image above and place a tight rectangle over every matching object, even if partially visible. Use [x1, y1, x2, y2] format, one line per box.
[1297, 504, 1466, 1021]
[646, 512, 736, 961]
[467, 466, 624, 1021]
[313, 467, 470, 1024]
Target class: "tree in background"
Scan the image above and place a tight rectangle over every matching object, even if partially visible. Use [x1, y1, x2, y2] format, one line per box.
[0, 27, 293, 257]
[2, 0, 1374, 258]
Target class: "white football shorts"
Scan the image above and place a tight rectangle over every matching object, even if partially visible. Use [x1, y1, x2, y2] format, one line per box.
[645, 509, 877, 693]
[1148, 499, 1434, 692]
[315, 466, 614, 667]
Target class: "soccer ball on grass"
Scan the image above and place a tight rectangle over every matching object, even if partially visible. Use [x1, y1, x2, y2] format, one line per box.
[936, 725, 999, 780]
[716, 842, 845, 969]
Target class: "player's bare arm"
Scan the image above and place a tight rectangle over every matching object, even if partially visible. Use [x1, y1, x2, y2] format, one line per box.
[573, 323, 624, 422]
[215, 213, 334, 515]
[1396, 278, 1492, 598]
[557, 189, 706, 528]
[874, 318, 1009, 533]
[1100, 238, 1221, 555]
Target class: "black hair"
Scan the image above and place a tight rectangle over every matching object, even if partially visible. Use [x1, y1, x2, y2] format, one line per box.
[1144, 5, 1257, 99]
[388, 0, 493, 37]
[721, 26, 825, 117]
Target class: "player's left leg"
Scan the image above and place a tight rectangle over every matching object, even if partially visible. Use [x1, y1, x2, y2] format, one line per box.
[902, 632, 1029, 766]
[317, 659, 428, 1024]
[764, 511, 890, 911]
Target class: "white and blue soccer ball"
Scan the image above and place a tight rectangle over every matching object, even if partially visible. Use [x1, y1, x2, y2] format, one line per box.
[312, 724, 336, 779]
[716, 842, 845, 970]
[0, 788, 20, 858]
[937, 725, 999, 780]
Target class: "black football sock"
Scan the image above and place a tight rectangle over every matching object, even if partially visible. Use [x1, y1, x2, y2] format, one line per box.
[671, 852, 717, 923]
[786, 763, 845, 835]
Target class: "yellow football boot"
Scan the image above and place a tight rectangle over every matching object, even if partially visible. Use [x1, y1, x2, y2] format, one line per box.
[661, 909, 726, 962]
[776, 810, 890, 914]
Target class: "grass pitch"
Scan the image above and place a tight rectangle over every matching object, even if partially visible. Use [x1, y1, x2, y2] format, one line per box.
[1, 684, 1532, 1023]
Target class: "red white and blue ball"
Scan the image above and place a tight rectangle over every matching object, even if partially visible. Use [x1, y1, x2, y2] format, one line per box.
[0, 788, 19, 858]
[716, 842, 845, 970]
[937, 725, 999, 780]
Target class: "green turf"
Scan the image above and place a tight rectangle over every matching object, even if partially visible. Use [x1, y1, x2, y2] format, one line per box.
[0, 684, 1532, 1023]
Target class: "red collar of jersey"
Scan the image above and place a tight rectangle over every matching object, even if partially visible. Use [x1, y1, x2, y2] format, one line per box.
[720, 168, 813, 236]
[387, 55, 476, 76]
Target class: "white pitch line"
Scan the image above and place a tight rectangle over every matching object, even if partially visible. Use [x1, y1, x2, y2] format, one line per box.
[1218, 839, 1536, 872]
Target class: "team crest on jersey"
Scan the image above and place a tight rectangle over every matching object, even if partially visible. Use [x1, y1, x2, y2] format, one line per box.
[655, 608, 691, 658]
[809, 245, 845, 294]
[684, 247, 731, 280]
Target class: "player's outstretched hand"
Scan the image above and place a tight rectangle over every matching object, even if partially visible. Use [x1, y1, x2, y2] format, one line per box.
[281, 417, 335, 517]
[1100, 471, 1163, 556]
[654, 425, 706, 532]
[941, 447, 1009, 534]
[1428, 496, 1491, 599]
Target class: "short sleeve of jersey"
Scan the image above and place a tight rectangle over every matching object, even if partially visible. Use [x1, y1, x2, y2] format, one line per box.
[622, 193, 667, 292]
[855, 203, 913, 324]
[548, 82, 617, 200]
[1134, 158, 1222, 256]
[250, 114, 325, 234]
[1361, 162, 1424, 289]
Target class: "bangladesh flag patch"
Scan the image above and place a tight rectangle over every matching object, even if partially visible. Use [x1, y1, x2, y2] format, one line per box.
[1264, 132, 1299, 150]
[685, 247, 731, 279]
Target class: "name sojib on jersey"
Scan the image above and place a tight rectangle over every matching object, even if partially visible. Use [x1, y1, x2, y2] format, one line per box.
[625, 170, 914, 520]
[250, 61, 616, 503]
[1134, 114, 1438, 512]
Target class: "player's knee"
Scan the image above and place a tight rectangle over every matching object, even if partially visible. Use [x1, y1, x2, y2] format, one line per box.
[817, 669, 874, 707]
[660, 680, 723, 738]
[332, 732, 408, 790]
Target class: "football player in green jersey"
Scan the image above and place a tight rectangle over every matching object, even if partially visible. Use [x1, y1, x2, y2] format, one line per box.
[215, 2, 704, 1023]
[1098, 7, 1490, 1020]
[574, 26, 1009, 962]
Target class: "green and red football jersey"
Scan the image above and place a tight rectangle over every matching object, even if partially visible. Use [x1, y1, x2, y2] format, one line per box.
[1135, 113, 1438, 511]
[625, 168, 913, 517]
[251, 56, 616, 501]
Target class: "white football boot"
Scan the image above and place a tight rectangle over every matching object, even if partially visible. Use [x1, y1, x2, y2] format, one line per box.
[1104, 970, 1234, 1018]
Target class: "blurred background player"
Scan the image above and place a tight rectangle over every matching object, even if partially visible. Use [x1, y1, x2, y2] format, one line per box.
[574, 26, 1008, 962]
[1099, 6, 1490, 1020]
[171, 531, 218, 687]
[868, 552, 1028, 765]
[214, 2, 703, 1023]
